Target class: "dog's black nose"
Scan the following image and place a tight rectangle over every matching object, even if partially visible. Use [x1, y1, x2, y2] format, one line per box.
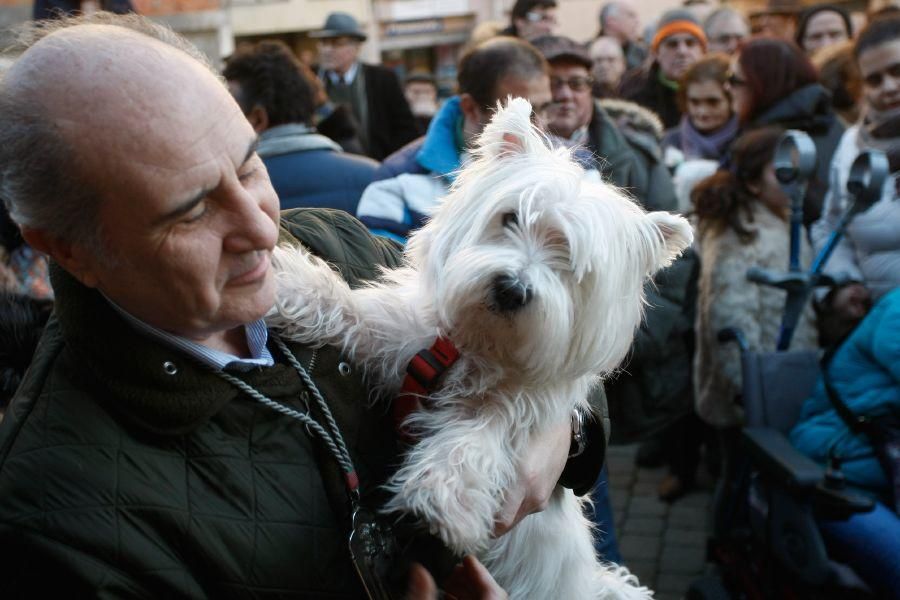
[491, 274, 533, 312]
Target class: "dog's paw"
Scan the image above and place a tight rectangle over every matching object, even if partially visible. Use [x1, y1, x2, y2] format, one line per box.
[385, 467, 498, 554]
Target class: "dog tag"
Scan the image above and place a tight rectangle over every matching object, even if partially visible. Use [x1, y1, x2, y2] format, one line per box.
[349, 504, 402, 600]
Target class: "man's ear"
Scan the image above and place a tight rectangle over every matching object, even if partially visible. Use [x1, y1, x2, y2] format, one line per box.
[246, 104, 269, 134]
[459, 93, 482, 129]
[21, 226, 102, 288]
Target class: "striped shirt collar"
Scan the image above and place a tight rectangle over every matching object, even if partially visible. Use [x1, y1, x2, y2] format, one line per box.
[104, 295, 275, 372]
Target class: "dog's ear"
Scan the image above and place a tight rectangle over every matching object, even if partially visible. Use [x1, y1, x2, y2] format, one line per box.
[475, 97, 545, 160]
[646, 211, 693, 271]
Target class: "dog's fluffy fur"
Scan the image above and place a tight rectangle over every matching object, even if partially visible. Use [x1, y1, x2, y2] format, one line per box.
[269, 98, 692, 599]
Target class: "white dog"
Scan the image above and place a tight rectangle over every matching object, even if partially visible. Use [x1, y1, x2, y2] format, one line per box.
[269, 98, 692, 599]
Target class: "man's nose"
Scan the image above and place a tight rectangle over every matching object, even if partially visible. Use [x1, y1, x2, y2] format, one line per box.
[224, 187, 279, 254]
[554, 84, 574, 101]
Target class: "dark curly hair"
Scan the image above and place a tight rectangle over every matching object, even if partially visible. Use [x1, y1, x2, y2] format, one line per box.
[223, 40, 323, 127]
[691, 127, 784, 242]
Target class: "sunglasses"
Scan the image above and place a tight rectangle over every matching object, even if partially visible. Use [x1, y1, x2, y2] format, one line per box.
[550, 76, 594, 92]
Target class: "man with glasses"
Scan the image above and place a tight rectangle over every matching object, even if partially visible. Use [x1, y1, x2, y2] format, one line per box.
[312, 12, 418, 160]
[502, 0, 558, 41]
[620, 9, 707, 128]
[534, 32, 697, 560]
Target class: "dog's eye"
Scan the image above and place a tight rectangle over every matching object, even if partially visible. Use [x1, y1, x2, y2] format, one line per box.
[502, 212, 518, 228]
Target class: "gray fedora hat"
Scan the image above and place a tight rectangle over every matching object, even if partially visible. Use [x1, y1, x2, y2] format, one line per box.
[310, 12, 367, 41]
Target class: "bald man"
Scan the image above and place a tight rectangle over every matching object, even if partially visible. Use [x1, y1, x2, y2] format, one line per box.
[0, 12, 599, 599]
[589, 36, 626, 97]
[598, 0, 647, 70]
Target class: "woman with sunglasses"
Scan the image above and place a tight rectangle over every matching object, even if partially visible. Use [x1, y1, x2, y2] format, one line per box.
[727, 36, 845, 227]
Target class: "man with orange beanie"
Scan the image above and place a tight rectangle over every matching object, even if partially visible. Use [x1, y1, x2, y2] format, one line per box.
[619, 9, 707, 128]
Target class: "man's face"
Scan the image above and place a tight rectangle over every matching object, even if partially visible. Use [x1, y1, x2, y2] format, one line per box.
[70, 48, 280, 341]
[605, 2, 640, 43]
[751, 13, 796, 40]
[685, 80, 731, 133]
[859, 39, 900, 113]
[514, 6, 558, 41]
[656, 33, 704, 81]
[589, 37, 626, 88]
[707, 14, 749, 55]
[405, 81, 438, 117]
[317, 36, 360, 74]
[547, 62, 594, 139]
[801, 11, 848, 55]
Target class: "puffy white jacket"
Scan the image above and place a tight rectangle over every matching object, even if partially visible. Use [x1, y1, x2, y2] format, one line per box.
[811, 125, 900, 301]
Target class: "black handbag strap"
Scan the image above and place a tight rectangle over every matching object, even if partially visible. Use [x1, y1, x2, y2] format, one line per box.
[821, 345, 870, 437]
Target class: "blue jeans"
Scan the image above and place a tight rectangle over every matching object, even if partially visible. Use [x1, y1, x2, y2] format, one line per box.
[820, 501, 900, 599]
[589, 465, 622, 563]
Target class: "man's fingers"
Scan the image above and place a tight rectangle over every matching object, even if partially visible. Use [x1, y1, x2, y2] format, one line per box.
[493, 419, 570, 536]
[406, 563, 438, 600]
[444, 556, 509, 600]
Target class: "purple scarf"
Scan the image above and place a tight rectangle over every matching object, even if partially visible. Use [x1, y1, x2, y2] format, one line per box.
[679, 115, 740, 161]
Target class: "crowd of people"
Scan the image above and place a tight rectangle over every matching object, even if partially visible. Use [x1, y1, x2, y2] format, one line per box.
[0, 0, 898, 598]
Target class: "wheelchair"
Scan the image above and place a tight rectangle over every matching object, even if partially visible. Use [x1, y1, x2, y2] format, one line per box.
[686, 136, 890, 599]
[686, 330, 876, 600]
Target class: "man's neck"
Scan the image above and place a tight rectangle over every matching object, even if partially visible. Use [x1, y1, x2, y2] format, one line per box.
[196, 326, 251, 358]
[333, 61, 357, 78]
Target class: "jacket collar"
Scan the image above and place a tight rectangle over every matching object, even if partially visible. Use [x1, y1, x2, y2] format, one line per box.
[49, 263, 304, 436]
[753, 84, 833, 131]
[258, 123, 342, 159]
[415, 96, 465, 180]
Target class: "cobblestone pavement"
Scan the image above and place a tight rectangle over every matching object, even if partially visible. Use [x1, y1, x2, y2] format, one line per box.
[606, 444, 714, 600]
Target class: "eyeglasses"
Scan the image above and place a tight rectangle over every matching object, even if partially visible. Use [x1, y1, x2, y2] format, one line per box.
[726, 72, 747, 87]
[550, 76, 594, 92]
[525, 11, 557, 24]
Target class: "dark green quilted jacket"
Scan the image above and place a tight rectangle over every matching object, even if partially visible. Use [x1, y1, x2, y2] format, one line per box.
[0, 209, 606, 598]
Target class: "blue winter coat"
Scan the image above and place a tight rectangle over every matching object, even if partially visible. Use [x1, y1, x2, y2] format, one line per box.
[355, 97, 466, 242]
[790, 287, 900, 493]
[259, 124, 379, 215]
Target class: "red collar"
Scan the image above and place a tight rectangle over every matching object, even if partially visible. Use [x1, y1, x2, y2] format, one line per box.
[393, 337, 460, 442]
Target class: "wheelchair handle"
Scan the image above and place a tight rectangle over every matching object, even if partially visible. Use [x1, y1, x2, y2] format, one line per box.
[846, 149, 889, 212]
[773, 130, 817, 185]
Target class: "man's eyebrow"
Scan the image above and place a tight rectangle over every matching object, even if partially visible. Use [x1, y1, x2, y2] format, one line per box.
[156, 137, 260, 225]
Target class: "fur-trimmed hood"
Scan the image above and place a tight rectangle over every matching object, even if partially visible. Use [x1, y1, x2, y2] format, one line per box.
[599, 98, 665, 140]
[598, 98, 666, 160]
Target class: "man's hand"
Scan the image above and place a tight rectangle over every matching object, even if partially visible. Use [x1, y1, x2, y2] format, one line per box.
[407, 557, 508, 600]
[492, 419, 571, 536]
